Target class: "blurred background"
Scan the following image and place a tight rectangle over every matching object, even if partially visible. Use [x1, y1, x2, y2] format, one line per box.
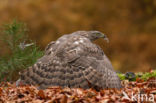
[0, 0, 156, 72]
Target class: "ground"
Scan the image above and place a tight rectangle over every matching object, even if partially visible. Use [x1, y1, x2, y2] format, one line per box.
[0, 71, 156, 103]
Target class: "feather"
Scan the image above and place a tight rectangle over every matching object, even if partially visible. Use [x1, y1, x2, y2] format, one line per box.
[17, 31, 122, 90]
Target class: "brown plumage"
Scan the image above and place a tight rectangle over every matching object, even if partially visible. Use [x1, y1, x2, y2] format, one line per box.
[17, 31, 122, 90]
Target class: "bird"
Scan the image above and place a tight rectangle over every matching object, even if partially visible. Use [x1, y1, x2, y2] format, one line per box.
[16, 31, 122, 90]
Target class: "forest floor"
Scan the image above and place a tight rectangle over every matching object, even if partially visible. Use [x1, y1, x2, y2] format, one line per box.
[0, 71, 156, 103]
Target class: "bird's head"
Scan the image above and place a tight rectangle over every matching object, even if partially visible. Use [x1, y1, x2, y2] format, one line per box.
[88, 31, 109, 42]
[73, 30, 109, 42]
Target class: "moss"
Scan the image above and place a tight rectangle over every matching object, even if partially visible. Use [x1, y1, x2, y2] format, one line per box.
[118, 70, 156, 81]
[117, 73, 126, 80]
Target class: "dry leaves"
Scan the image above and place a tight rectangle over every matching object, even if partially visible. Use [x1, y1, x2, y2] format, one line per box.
[0, 77, 156, 103]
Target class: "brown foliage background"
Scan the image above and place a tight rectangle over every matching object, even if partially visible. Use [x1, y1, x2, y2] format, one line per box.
[0, 0, 156, 72]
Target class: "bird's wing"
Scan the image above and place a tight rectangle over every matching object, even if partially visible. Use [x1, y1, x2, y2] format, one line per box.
[18, 55, 68, 89]
[67, 55, 121, 89]
[64, 39, 121, 89]
[44, 41, 56, 55]
[95, 45, 114, 70]
[17, 34, 73, 89]
[44, 34, 69, 55]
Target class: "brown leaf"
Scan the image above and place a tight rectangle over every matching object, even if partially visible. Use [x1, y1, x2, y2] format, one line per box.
[60, 95, 68, 103]
[0, 88, 2, 96]
[37, 90, 46, 99]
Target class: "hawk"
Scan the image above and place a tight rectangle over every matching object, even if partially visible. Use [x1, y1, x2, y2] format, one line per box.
[17, 31, 122, 90]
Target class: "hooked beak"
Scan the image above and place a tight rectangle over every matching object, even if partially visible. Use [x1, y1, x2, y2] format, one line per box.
[104, 36, 109, 43]
[101, 33, 109, 43]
